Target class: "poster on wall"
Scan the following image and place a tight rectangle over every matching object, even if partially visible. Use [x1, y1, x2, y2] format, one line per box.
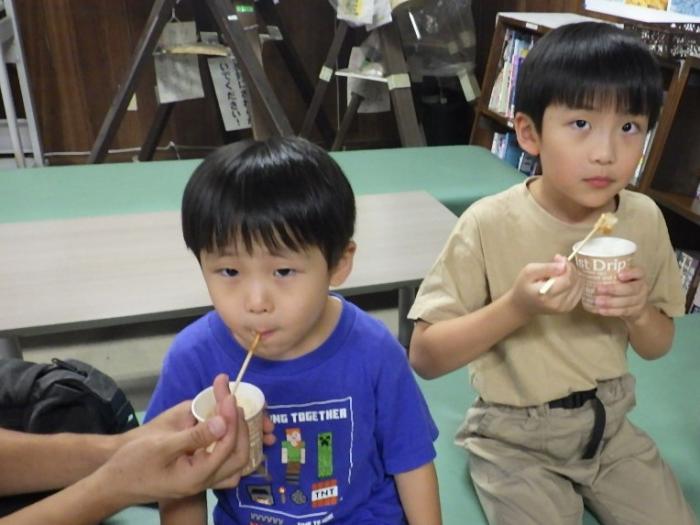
[668, 0, 700, 16]
[624, 0, 667, 10]
[585, 0, 700, 21]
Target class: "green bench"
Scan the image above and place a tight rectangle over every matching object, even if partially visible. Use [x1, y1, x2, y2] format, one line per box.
[106, 315, 698, 524]
[419, 313, 700, 524]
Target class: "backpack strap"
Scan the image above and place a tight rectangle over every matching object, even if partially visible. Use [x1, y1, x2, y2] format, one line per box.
[0, 358, 51, 431]
[60, 359, 139, 433]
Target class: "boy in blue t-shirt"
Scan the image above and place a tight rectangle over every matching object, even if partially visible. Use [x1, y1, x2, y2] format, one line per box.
[146, 137, 440, 525]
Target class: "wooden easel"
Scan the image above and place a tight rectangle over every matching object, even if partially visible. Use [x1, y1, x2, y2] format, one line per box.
[88, 0, 293, 164]
[0, 0, 43, 167]
[301, 20, 425, 149]
[255, 0, 335, 146]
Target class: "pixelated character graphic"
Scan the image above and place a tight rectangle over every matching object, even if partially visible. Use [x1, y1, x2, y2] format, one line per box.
[291, 488, 307, 505]
[246, 485, 274, 506]
[317, 432, 333, 478]
[281, 427, 306, 484]
[311, 479, 339, 508]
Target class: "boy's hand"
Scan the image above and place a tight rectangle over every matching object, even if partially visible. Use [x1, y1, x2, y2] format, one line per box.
[512, 255, 583, 315]
[592, 266, 649, 321]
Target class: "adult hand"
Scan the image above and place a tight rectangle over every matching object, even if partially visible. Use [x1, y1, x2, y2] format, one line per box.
[108, 373, 276, 497]
[209, 373, 276, 488]
[101, 392, 249, 505]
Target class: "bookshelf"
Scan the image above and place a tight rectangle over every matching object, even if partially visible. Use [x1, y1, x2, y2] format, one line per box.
[469, 12, 602, 173]
[470, 11, 700, 248]
[676, 248, 700, 313]
[638, 56, 700, 228]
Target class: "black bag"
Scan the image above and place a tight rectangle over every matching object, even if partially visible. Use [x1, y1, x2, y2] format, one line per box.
[0, 357, 139, 516]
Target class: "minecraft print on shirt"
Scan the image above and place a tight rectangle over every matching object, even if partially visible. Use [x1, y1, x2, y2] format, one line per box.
[317, 432, 333, 478]
[282, 427, 305, 484]
[234, 397, 354, 524]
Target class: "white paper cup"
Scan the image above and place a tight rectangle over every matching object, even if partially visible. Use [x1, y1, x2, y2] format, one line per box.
[191, 381, 265, 476]
[573, 236, 636, 313]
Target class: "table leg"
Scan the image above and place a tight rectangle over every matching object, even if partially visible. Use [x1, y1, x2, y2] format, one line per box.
[398, 287, 416, 350]
[0, 336, 22, 359]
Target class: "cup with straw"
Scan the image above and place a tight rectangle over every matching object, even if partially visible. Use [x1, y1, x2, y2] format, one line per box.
[539, 212, 618, 295]
[191, 333, 266, 474]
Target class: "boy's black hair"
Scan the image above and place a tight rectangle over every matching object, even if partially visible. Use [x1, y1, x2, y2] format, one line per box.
[514, 22, 663, 133]
[182, 136, 356, 269]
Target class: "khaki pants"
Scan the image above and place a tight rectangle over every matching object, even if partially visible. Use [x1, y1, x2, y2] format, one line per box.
[459, 375, 697, 525]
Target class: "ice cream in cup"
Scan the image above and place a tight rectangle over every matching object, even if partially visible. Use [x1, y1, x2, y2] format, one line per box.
[573, 236, 636, 313]
[191, 381, 265, 476]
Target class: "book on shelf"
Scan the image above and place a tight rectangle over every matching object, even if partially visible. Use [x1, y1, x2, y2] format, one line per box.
[491, 131, 539, 177]
[689, 285, 700, 314]
[631, 122, 658, 186]
[688, 289, 700, 314]
[487, 29, 535, 119]
[675, 248, 700, 313]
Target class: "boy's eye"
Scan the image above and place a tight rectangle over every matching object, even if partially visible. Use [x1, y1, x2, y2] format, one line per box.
[220, 268, 238, 278]
[274, 268, 296, 278]
[573, 119, 589, 129]
[621, 122, 640, 133]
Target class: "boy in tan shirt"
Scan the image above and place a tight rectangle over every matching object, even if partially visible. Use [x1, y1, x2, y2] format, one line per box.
[409, 22, 695, 524]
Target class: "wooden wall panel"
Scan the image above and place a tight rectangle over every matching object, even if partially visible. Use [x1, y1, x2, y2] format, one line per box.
[17, 0, 582, 164]
[17, 0, 342, 163]
[18, 0, 170, 161]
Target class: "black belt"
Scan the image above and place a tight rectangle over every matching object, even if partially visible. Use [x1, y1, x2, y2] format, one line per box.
[549, 388, 606, 460]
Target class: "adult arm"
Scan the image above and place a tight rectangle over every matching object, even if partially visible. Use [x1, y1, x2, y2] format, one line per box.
[0, 374, 275, 496]
[0, 410, 234, 525]
[395, 462, 442, 525]
[0, 428, 122, 496]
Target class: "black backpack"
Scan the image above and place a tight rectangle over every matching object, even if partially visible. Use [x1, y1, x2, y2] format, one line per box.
[0, 357, 139, 516]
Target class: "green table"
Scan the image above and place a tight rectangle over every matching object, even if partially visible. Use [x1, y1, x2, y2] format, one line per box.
[0, 145, 523, 223]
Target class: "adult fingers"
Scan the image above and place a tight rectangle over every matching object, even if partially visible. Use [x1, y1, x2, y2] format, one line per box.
[208, 408, 251, 487]
[161, 415, 228, 459]
[213, 373, 239, 426]
[262, 413, 276, 446]
[213, 373, 231, 405]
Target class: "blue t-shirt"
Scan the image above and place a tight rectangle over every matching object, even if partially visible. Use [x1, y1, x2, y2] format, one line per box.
[146, 295, 438, 524]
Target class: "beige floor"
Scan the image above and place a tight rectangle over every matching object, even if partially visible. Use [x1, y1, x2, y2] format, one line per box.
[21, 295, 399, 412]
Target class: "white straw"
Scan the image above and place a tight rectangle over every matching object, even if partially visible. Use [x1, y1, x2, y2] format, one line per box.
[231, 332, 261, 396]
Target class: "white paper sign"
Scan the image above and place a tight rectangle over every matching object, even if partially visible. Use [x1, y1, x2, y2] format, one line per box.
[336, 0, 375, 26]
[368, 0, 392, 30]
[155, 22, 205, 103]
[347, 45, 390, 114]
[208, 57, 251, 131]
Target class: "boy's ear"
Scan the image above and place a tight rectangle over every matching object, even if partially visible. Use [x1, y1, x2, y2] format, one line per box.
[513, 112, 541, 157]
[329, 241, 356, 287]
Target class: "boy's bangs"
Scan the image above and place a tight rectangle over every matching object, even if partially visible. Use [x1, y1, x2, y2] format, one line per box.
[552, 81, 653, 118]
[547, 47, 660, 121]
[211, 213, 306, 257]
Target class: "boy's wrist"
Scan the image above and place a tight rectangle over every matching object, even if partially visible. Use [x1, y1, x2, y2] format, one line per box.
[621, 303, 654, 327]
[503, 289, 535, 326]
